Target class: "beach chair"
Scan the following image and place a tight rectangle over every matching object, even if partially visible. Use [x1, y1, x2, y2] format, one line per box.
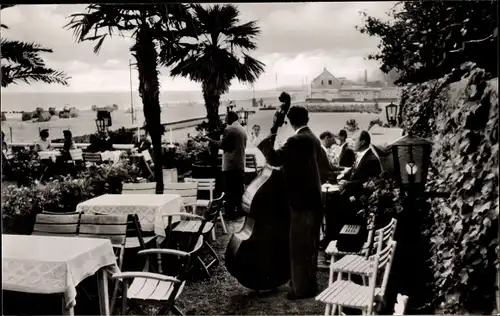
[184, 177, 227, 239]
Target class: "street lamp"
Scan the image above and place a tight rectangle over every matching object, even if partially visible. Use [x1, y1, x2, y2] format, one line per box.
[390, 133, 433, 193]
[386, 102, 398, 126]
[95, 110, 112, 133]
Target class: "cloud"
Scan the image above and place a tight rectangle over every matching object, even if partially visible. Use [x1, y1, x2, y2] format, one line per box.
[1, 2, 397, 92]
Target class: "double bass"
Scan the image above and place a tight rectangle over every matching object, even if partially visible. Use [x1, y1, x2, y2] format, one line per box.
[225, 92, 292, 291]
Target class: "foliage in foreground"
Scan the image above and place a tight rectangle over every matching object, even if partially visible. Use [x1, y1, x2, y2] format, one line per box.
[0, 6, 70, 87]
[358, 1, 498, 85]
[400, 63, 498, 313]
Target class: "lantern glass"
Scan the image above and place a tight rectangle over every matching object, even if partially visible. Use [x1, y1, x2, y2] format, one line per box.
[405, 161, 418, 175]
[386, 103, 398, 125]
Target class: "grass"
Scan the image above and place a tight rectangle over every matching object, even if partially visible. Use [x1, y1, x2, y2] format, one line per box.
[131, 218, 329, 315]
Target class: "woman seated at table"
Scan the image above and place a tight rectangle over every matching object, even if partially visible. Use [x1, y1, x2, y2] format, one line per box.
[34, 129, 51, 152]
[59, 130, 76, 161]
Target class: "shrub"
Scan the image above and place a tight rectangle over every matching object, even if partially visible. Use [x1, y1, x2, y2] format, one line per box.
[305, 104, 380, 113]
[399, 63, 498, 313]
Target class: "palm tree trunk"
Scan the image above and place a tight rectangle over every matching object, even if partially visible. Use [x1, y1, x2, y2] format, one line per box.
[202, 85, 222, 166]
[134, 27, 164, 194]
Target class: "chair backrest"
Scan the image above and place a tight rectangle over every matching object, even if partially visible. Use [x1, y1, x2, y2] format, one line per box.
[42, 211, 80, 215]
[82, 152, 103, 163]
[245, 153, 258, 171]
[94, 212, 146, 249]
[70, 149, 83, 161]
[32, 213, 81, 236]
[373, 218, 398, 246]
[164, 182, 198, 206]
[184, 177, 215, 200]
[78, 214, 128, 246]
[368, 231, 398, 310]
[122, 182, 156, 194]
[204, 193, 225, 223]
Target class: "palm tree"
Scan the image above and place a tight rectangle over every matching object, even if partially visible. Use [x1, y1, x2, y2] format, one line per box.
[164, 4, 265, 138]
[1, 6, 70, 88]
[66, 4, 195, 194]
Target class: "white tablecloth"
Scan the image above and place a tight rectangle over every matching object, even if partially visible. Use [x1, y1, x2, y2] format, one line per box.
[100, 150, 122, 163]
[2, 234, 119, 309]
[38, 150, 61, 162]
[76, 194, 185, 237]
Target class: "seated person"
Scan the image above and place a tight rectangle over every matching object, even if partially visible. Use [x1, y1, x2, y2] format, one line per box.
[249, 124, 263, 147]
[59, 130, 76, 161]
[100, 131, 113, 152]
[337, 130, 382, 223]
[336, 129, 356, 168]
[87, 131, 113, 153]
[134, 132, 152, 154]
[35, 129, 52, 152]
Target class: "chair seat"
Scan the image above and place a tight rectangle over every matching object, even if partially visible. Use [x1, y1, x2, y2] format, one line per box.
[245, 167, 257, 173]
[125, 236, 157, 249]
[194, 200, 210, 208]
[128, 277, 184, 301]
[330, 255, 372, 275]
[173, 220, 213, 234]
[316, 280, 381, 309]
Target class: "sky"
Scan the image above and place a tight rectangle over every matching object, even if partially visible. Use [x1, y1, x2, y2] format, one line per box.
[1, 2, 397, 93]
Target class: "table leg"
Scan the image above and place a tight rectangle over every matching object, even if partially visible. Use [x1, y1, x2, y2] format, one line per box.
[61, 295, 75, 316]
[156, 239, 163, 273]
[97, 269, 111, 316]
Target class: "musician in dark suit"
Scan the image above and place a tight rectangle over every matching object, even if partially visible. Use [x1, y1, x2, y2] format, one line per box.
[205, 111, 247, 217]
[258, 105, 326, 300]
[336, 129, 356, 168]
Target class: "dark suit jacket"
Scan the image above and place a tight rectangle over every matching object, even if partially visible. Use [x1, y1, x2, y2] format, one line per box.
[258, 127, 327, 212]
[135, 139, 152, 153]
[338, 143, 356, 168]
[220, 122, 247, 171]
[343, 148, 382, 194]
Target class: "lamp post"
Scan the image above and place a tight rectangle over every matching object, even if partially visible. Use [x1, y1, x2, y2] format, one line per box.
[390, 133, 433, 194]
[95, 110, 112, 133]
[386, 102, 398, 126]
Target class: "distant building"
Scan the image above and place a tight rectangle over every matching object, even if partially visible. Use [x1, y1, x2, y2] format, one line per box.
[309, 67, 401, 102]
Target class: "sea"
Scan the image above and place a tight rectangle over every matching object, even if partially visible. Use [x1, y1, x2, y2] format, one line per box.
[1, 90, 307, 143]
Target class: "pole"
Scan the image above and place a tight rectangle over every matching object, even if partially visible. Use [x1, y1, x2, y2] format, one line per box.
[129, 58, 135, 125]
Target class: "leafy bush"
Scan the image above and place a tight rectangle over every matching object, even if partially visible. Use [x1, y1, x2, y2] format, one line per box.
[1, 159, 144, 233]
[400, 63, 498, 313]
[344, 119, 360, 133]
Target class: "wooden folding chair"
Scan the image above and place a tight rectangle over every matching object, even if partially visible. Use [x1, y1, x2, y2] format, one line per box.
[244, 153, 259, 186]
[32, 213, 81, 236]
[122, 182, 156, 194]
[110, 237, 203, 316]
[83, 152, 103, 165]
[317, 231, 398, 315]
[78, 214, 128, 314]
[326, 217, 398, 283]
[184, 177, 227, 238]
[164, 182, 198, 213]
[162, 194, 225, 278]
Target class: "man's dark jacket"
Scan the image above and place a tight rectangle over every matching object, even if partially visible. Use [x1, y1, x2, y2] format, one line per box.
[258, 126, 329, 211]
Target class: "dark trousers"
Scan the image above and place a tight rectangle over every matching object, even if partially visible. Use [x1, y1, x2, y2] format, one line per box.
[223, 169, 245, 213]
[290, 208, 322, 296]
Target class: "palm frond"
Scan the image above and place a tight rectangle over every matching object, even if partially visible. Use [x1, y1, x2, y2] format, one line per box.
[1, 39, 53, 67]
[0, 5, 16, 11]
[1, 64, 70, 87]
